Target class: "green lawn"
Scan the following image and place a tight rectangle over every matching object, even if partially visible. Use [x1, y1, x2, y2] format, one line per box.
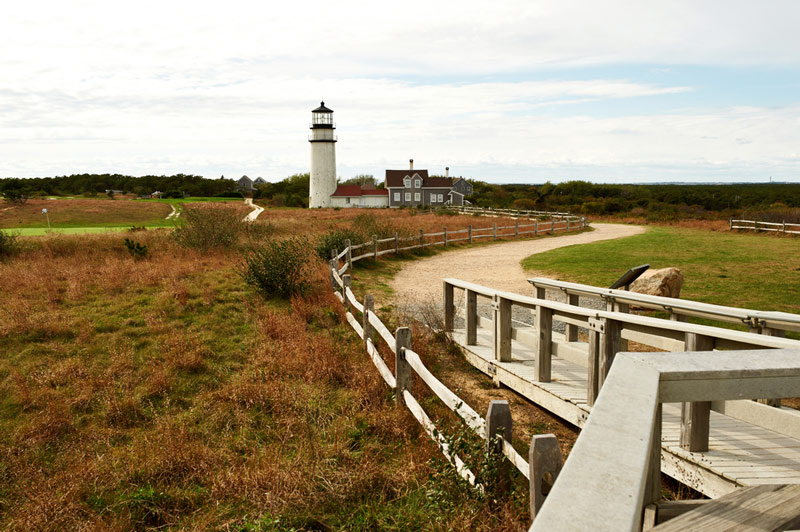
[522, 225, 800, 314]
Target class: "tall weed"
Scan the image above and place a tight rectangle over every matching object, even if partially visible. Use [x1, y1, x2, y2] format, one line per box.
[240, 237, 315, 298]
[173, 204, 245, 250]
[0, 229, 20, 259]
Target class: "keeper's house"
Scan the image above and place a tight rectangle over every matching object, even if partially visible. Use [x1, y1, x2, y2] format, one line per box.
[329, 184, 389, 208]
[385, 159, 471, 208]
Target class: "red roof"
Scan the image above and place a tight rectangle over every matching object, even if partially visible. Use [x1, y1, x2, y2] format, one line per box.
[331, 185, 389, 197]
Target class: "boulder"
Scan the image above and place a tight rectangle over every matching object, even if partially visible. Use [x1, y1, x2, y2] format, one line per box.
[629, 267, 683, 298]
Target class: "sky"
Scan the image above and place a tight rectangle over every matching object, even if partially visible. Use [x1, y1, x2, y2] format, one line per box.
[2, 0, 800, 184]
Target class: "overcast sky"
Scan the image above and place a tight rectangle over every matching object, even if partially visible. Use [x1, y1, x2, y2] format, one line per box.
[2, 0, 800, 183]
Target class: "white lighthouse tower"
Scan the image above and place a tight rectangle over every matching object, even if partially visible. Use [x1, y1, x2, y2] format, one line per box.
[308, 101, 337, 208]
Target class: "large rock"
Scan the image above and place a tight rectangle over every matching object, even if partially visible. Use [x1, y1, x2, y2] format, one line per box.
[629, 267, 683, 298]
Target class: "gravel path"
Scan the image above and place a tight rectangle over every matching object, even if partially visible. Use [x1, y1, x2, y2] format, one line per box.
[390, 223, 645, 324]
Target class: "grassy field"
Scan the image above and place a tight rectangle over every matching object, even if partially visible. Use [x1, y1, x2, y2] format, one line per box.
[0, 208, 546, 531]
[0, 197, 247, 232]
[522, 224, 800, 314]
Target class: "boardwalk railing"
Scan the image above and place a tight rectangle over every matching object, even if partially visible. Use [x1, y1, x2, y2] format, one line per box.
[528, 277, 800, 335]
[730, 218, 800, 235]
[442, 278, 800, 450]
[331, 214, 587, 278]
[529, 349, 800, 532]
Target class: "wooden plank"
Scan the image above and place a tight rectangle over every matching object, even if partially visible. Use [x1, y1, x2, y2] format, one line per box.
[405, 348, 486, 434]
[681, 333, 714, 452]
[530, 356, 661, 532]
[497, 296, 512, 362]
[651, 484, 800, 531]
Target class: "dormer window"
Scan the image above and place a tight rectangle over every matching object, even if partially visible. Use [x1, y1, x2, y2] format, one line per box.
[403, 177, 411, 187]
[414, 179, 421, 188]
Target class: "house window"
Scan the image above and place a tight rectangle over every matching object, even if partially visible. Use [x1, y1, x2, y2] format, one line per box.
[393, 192, 400, 202]
[405, 192, 411, 202]
[403, 177, 411, 187]
[414, 179, 421, 188]
[438, 194, 443, 203]
[346, 197, 350, 204]
[414, 192, 421, 201]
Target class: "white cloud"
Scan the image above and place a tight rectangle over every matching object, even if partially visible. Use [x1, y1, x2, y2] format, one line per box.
[1, 1, 800, 181]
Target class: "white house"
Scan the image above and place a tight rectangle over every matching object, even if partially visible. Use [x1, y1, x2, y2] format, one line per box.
[329, 184, 389, 208]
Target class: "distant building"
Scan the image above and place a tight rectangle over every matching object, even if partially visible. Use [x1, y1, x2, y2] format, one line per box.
[384, 160, 470, 207]
[237, 175, 253, 192]
[253, 177, 266, 186]
[330, 184, 389, 208]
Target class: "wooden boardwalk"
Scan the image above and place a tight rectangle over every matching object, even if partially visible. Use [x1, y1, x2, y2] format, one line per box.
[452, 327, 800, 498]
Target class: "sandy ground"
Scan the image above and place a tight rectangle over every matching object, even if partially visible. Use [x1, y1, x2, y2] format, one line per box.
[390, 223, 645, 308]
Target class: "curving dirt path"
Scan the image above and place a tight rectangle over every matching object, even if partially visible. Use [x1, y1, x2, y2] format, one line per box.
[390, 223, 645, 307]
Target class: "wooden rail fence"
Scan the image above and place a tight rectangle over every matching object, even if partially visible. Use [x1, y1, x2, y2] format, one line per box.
[730, 218, 800, 235]
[325, 213, 587, 522]
[332, 212, 586, 278]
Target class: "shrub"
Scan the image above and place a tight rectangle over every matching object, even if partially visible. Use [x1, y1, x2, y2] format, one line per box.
[0, 229, 20, 259]
[173, 204, 245, 250]
[240, 237, 314, 298]
[351, 212, 399, 240]
[314, 228, 363, 260]
[124, 238, 148, 260]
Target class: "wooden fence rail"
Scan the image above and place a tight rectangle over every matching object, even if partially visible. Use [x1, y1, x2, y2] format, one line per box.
[528, 277, 800, 335]
[730, 218, 800, 235]
[325, 212, 590, 521]
[529, 349, 800, 532]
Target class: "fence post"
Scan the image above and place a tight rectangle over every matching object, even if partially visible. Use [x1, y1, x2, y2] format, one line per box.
[534, 219, 538, 236]
[535, 303, 553, 382]
[363, 294, 374, 351]
[486, 400, 513, 494]
[644, 404, 663, 506]
[566, 218, 570, 232]
[680, 333, 713, 452]
[344, 239, 352, 271]
[395, 327, 412, 407]
[493, 223, 497, 240]
[466, 289, 477, 345]
[565, 294, 579, 342]
[331, 248, 337, 261]
[342, 275, 351, 313]
[515, 219, 519, 238]
[729, 218, 733, 231]
[529, 434, 563, 520]
[372, 234, 378, 260]
[443, 281, 454, 332]
[783, 221, 787, 234]
[599, 317, 621, 390]
[394, 231, 399, 254]
[329, 259, 337, 289]
[419, 229, 424, 248]
[495, 296, 512, 362]
[468, 225, 473, 243]
[443, 227, 447, 247]
[551, 219, 555, 234]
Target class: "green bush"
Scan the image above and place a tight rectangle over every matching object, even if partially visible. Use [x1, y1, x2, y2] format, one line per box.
[240, 237, 314, 298]
[173, 204, 245, 250]
[351, 212, 399, 240]
[314, 228, 363, 260]
[0, 229, 20, 259]
[124, 238, 148, 260]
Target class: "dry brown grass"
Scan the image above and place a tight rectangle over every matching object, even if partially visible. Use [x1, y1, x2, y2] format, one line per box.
[0, 211, 532, 530]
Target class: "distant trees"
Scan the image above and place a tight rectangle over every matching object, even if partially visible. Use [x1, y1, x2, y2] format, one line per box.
[254, 173, 309, 208]
[340, 174, 376, 186]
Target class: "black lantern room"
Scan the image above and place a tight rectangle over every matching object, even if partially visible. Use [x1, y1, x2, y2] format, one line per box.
[311, 101, 334, 128]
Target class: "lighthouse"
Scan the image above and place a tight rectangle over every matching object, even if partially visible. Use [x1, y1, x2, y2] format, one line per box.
[308, 101, 337, 208]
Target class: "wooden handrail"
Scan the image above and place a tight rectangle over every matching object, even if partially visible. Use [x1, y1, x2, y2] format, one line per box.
[528, 277, 800, 333]
[530, 349, 800, 532]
